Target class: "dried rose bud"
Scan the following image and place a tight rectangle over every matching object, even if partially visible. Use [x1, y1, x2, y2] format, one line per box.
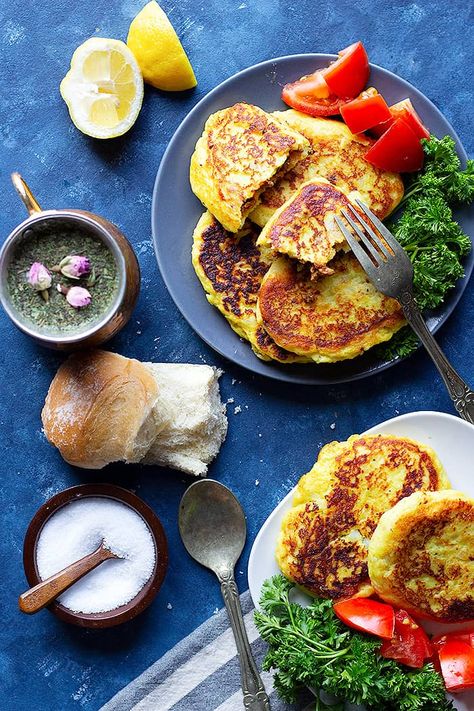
[66, 286, 92, 309]
[59, 255, 91, 279]
[27, 262, 52, 291]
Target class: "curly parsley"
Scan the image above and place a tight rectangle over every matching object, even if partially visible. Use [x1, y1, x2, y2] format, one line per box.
[255, 575, 453, 711]
[376, 135, 473, 361]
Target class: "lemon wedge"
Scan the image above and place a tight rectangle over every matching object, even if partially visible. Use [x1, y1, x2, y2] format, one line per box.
[127, 1, 197, 91]
[60, 38, 144, 139]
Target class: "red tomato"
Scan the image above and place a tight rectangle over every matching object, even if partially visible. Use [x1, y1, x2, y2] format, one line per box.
[432, 630, 474, 657]
[333, 598, 395, 640]
[281, 41, 370, 117]
[322, 41, 370, 98]
[340, 93, 392, 134]
[379, 610, 433, 668]
[364, 118, 424, 173]
[438, 640, 474, 692]
[281, 82, 350, 117]
[371, 98, 430, 139]
[291, 71, 330, 99]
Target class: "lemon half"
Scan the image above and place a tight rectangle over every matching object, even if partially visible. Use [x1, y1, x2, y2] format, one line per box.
[60, 38, 144, 139]
[127, 1, 197, 91]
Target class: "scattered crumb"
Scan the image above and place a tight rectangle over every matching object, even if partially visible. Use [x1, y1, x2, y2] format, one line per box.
[154, 337, 160, 342]
[213, 607, 219, 615]
[167, 603, 172, 610]
[136, 330, 142, 335]
[255, 479, 260, 486]
[244, 405, 249, 410]
[227, 397, 234, 404]
[395, 409, 400, 415]
[231, 378, 236, 385]
[258, 433, 262, 438]
[330, 422, 336, 430]
[234, 405, 242, 414]
[239, 570, 244, 575]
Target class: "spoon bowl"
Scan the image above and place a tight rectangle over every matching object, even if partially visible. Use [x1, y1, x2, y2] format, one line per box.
[179, 479, 246, 574]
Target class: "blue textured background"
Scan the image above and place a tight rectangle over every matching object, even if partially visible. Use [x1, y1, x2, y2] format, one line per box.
[1, 1, 473, 709]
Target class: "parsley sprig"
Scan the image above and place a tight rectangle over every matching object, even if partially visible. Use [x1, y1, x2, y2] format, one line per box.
[376, 135, 474, 360]
[255, 575, 454, 710]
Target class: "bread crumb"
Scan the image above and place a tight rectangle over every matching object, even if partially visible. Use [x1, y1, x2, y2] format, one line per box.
[213, 607, 219, 615]
[244, 405, 249, 410]
[234, 405, 242, 414]
[330, 422, 336, 430]
[258, 433, 262, 438]
[255, 479, 260, 486]
[167, 603, 172, 610]
[231, 378, 236, 385]
[227, 397, 234, 404]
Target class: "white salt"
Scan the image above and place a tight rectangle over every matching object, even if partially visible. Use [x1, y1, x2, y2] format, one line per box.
[36, 498, 156, 614]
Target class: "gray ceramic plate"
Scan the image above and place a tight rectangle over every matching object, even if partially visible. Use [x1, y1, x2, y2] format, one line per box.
[152, 54, 473, 385]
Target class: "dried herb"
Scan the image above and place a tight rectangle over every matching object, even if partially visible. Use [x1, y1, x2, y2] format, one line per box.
[7, 223, 119, 333]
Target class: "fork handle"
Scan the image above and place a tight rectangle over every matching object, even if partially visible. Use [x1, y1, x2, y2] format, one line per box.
[400, 292, 474, 423]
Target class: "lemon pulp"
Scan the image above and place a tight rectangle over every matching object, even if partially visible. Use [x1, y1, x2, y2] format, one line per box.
[60, 38, 144, 139]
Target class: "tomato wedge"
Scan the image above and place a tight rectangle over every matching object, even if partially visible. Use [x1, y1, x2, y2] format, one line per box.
[438, 640, 474, 692]
[371, 98, 430, 140]
[281, 83, 351, 117]
[379, 610, 432, 668]
[333, 598, 395, 640]
[340, 92, 392, 134]
[364, 118, 424, 173]
[281, 41, 370, 117]
[432, 630, 474, 653]
[322, 41, 370, 98]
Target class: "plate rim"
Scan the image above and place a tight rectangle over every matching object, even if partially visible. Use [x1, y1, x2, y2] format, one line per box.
[152, 54, 472, 385]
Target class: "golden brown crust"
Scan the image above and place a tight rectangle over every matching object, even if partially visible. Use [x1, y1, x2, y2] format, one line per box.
[257, 178, 365, 269]
[42, 350, 159, 468]
[190, 103, 310, 232]
[368, 490, 474, 622]
[257, 253, 405, 362]
[277, 435, 450, 600]
[191, 211, 310, 363]
[250, 110, 404, 227]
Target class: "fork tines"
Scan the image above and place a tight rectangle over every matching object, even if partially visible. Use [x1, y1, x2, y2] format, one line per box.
[335, 199, 403, 271]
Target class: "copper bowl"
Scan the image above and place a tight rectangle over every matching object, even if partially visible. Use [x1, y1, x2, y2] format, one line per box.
[0, 173, 140, 350]
[23, 484, 168, 628]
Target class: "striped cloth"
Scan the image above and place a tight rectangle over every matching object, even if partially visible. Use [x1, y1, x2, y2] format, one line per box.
[100, 591, 309, 711]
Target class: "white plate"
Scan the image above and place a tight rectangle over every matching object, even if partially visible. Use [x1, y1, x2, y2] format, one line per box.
[248, 411, 474, 711]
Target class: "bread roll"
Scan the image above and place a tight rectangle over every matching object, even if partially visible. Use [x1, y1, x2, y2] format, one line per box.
[143, 363, 227, 476]
[42, 350, 165, 469]
[42, 350, 227, 475]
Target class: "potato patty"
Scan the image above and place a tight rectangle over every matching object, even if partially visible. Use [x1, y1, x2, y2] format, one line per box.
[191, 211, 309, 363]
[257, 253, 405, 362]
[190, 103, 310, 233]
[257, 177, 364, 271]
[250, 109, 404, 227]
[276, 435, 450, 600]
[368, 490, 474, 622]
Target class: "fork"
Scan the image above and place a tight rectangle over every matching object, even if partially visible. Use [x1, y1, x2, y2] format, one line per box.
[335, 199, 474, 424]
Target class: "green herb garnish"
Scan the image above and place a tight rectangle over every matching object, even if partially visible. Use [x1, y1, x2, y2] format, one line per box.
[376, 135, 474, 360]
[255, 575, 453, 711]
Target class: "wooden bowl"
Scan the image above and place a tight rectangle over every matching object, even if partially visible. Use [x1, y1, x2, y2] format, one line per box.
[23, 484, 168, 628]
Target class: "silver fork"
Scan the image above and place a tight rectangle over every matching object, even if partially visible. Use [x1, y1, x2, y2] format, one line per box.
[335, 199, 474, 424]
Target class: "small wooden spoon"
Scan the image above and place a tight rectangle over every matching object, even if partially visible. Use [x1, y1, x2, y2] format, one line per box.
[19, 540, 121, 614]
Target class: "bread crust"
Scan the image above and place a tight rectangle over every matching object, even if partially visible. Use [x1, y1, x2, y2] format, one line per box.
[42, 350, 159, 468]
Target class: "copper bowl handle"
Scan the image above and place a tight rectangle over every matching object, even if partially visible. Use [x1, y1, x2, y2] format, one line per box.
[11, 172, 42, 215]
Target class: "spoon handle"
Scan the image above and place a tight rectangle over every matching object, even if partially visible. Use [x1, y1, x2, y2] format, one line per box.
[218, 569, 271, 710]
[19, 544, 116, 614]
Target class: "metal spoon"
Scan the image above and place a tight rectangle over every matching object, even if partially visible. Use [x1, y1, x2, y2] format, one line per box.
[19, 540, 121, 614]
[179, 480, 270, 711]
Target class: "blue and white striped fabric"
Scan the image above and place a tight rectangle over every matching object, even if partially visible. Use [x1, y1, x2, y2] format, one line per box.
[100, 591, 307, 711]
